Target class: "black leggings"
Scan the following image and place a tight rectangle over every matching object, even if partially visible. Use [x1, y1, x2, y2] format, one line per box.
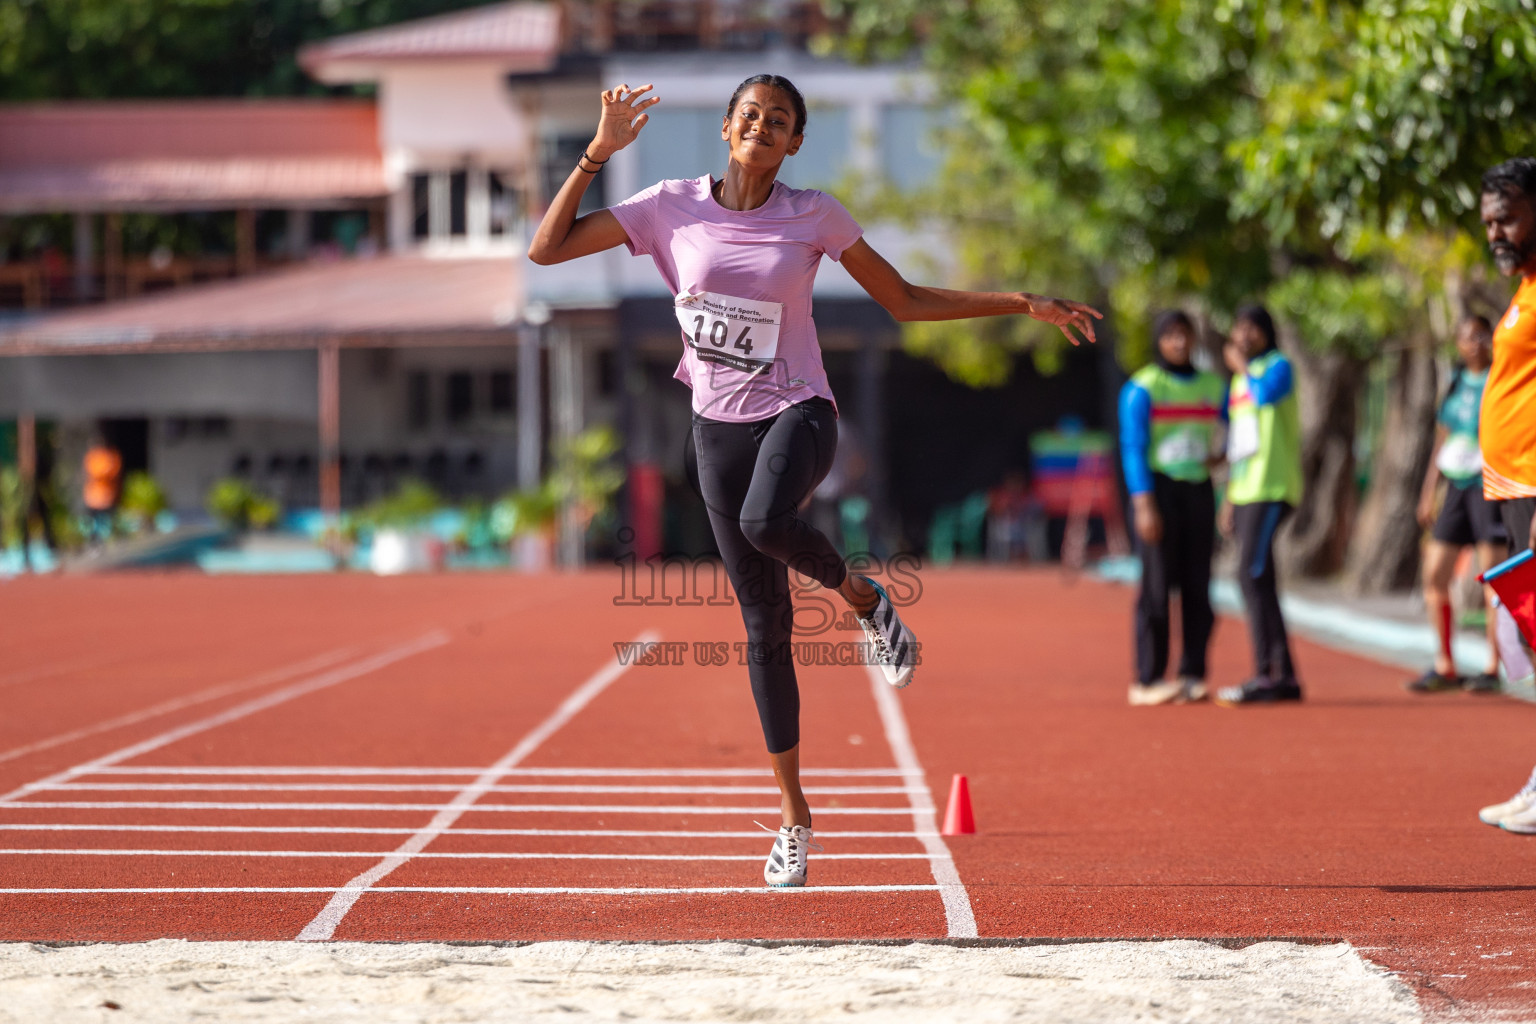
[1134, 475, 1216, 683]
[1232, 500, 1296, 682]
[688, 397, 847, 754]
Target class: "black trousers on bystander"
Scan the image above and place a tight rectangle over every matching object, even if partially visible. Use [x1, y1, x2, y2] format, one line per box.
[1231, 500, 1298, 683]
[1134, 474, 1216, 684]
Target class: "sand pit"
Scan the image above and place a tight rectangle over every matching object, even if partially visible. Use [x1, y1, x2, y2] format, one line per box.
[0, 938, 1421, 1023]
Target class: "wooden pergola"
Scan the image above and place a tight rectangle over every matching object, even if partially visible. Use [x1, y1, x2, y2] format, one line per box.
[0, 255, 529, 523]
[0, 101, 388, 307]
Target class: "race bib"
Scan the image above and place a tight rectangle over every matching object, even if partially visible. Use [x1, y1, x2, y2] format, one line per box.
[1227, 415, 1260, 463]
[1155, 429, 1209, 468]
[675, 289, 782, 374]
[1436, 433, 1484, 478]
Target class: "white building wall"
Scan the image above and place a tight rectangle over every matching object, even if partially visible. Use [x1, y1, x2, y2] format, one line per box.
[379, 61, 532, 164]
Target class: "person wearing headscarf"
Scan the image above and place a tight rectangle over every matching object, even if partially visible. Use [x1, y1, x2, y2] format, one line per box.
[1118, 310, 1227, 704]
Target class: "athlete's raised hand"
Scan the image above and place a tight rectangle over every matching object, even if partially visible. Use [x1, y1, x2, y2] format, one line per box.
[1023, 294, 1103, 346]
[590, 84, 659, 161]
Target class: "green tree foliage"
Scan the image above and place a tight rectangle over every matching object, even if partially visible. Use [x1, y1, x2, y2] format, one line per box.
[0, 0, 501, 99]
[829, 0, 1536, 381]
[830, 0, 1276, 382]
[832, 0, 1536, 588]
[1233, 0, 1536, 252]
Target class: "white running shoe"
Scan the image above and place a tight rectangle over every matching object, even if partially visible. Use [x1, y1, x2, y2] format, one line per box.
[1128, 680, 1184, 706]
[761, 823, 819, 887]
[1181, 678, 1209, 702]
[1479, 765, 1536, 827]
[1500, 804, 1536, 835]
[856, 576, 918, 688]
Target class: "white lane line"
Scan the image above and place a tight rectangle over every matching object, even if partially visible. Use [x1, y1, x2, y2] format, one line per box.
[0, 824, 928, 838]
[82, 766, 915, 778]
[0, 652, 127, 691]
[0, 848, 929, 861]
[296, 631, 659, 942]
[0, 885, 939, 895]
[43, 783, 921, 795]
[867, 666, 978, 940]
[0, 633, 451, 806]
[0, 648, 357, 766]
[7, 802, 911, 814]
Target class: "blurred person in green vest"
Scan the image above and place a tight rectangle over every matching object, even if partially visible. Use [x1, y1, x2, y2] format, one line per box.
[1215, 305, 1305, 706]
[1409, 314, 1507, 694]
[1119, 310, 1228, 705]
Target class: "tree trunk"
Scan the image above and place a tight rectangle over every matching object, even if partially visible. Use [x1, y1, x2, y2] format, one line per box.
[1276, 336, 1367, 580]
[1344, 337, 1440, 594]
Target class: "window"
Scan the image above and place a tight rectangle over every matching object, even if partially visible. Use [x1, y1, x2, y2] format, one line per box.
[407, 371, 430, 429]
[779, 105, 851, 190]
[449, 171, 468, 236]
[446, 371, 474, 424]
[489, 370, 514, 413]
[542, 136, 605, 214]
[596, 349, 616, 396]
[412, 168, 518, 242]
[411, 174, 430, 240]
[880, 106, 945, 191]
[636, 108, 723, 187]
[489, 172, 518, 236]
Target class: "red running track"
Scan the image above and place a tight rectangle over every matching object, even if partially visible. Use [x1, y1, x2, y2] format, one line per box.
[1, 569, 1534, 1020]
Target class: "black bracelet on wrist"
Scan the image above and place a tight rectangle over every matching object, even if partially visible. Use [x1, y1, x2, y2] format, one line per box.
[580, 149, 609, 167]
[576, 161, 600, 174]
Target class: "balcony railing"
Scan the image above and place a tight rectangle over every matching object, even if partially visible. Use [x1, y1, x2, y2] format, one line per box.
[559, 0, 840, 53]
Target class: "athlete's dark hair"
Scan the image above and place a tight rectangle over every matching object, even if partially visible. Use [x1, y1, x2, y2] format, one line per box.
[1234, 304, 1278, 354]
[726, 74, 807, 136]
[1461, 312, 1493, 339]
[1481, 157, 1536, 201]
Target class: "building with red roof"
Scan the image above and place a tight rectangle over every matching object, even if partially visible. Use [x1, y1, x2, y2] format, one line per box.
[0, 1, 964, 560]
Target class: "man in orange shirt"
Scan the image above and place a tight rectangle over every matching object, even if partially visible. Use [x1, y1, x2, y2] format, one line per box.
[1474, 158, 1536, 836]
[1479, 157, 1536, 553]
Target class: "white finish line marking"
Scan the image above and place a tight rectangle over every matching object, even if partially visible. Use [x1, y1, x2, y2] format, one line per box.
[0, 633, 452, 807]
[0, 849, 928, 861]
[7, 802, 911, 815]
[0, 885, 939, 895]
[867, 666, 978, 939]
[42, 783, 921, 796]
[0, 648, 357, 766]
[81, 766, 915, 778]
[295, 631, 660, 942]
[0, 824, 928, 839]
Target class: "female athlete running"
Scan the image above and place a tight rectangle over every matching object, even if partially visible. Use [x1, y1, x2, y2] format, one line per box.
[529, 75, 1101, 887]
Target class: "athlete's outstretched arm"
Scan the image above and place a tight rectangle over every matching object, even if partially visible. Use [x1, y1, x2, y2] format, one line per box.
[528, 84, 660, 266]
[839, 238, 1102, 346]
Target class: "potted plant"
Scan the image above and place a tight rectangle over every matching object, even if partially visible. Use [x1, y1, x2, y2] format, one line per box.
[206, 478, 280, 532]
[352, 479, 444, 574]
[496, 483, 559, 572]
[118, 471, 171, 534]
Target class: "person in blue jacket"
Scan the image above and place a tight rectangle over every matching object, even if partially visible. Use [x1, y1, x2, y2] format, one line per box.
[1215, 305, 1306, 705]
[1119, 310, 1229, 705]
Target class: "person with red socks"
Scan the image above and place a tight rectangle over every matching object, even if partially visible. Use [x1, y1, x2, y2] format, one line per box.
[1407, 314, 1507, 694]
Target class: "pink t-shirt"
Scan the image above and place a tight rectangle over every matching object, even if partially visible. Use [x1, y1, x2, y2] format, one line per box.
[609, 175, 863, 422]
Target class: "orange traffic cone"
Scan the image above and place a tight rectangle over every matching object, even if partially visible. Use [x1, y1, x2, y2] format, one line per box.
[941, 773, 975, 835]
